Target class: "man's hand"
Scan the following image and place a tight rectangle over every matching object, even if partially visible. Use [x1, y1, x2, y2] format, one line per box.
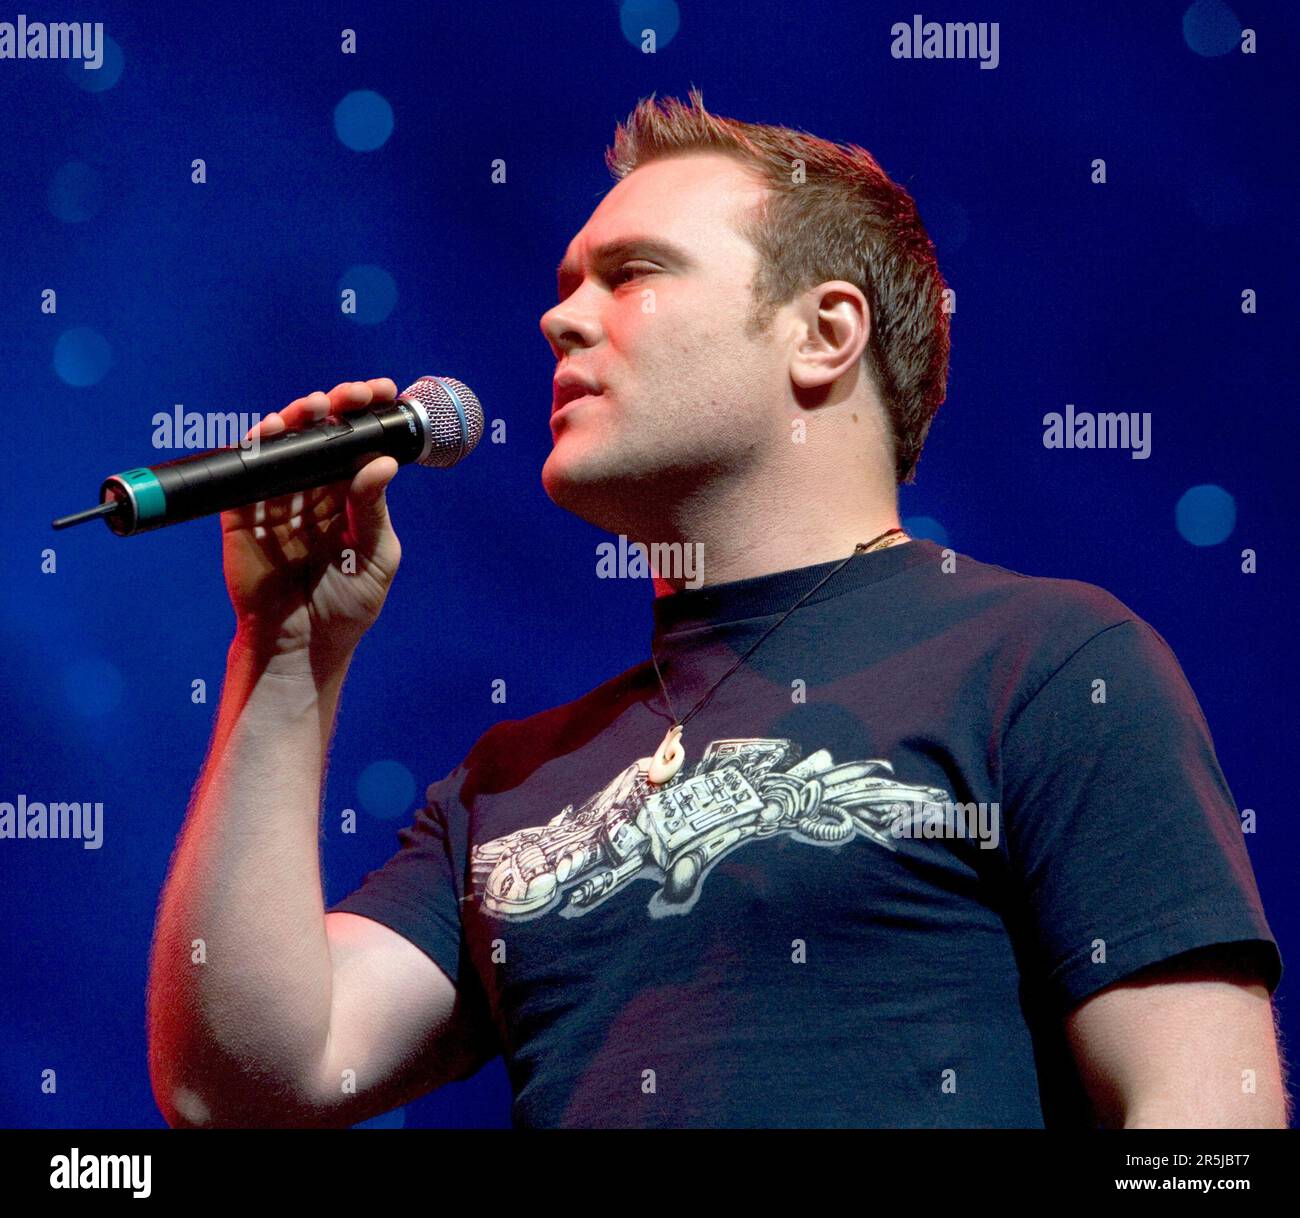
[222, 377, 402, 668]
[1064, 944, 1288, 1128]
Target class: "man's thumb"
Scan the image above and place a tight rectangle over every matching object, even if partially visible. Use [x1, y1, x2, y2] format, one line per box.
[346, 457, 398, 545]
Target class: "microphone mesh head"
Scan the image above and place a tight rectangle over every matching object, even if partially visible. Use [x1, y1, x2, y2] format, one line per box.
[399, 376, 485, 468]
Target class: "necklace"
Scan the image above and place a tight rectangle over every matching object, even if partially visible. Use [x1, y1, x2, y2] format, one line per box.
[642, 527, 910, 785]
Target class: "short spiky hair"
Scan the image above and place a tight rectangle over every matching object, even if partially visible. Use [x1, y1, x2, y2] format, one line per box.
[605, 88, 950, 486]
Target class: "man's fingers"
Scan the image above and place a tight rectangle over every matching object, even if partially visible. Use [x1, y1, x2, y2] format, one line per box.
[328, 378, 397, 413]
[222, 481, 346, 534]
[364, 377, 398, 400]
[277, 390, 331, 431]
[327, 380, 373, 414]
[244, 379, 398, 442]
[244, 411, 288, 442]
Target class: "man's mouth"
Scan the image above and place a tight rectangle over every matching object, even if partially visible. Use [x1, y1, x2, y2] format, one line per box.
[550, 391, 602, 430]
[552, 370, 604, 415]
[553, 384, 600, 409]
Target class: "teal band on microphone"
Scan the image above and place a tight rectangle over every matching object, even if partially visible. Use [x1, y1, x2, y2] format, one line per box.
[114, 467, 166, 522]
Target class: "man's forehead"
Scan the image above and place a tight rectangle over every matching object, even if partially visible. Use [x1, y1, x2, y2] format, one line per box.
[558, 153, 765, 270]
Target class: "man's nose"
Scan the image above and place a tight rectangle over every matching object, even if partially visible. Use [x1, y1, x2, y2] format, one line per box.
[541, 297, 600, 354]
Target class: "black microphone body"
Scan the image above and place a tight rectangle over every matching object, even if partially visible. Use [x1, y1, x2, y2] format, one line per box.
[53, 376, 483, 535]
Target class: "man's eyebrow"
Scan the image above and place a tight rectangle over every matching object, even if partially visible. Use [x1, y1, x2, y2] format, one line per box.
[555, 237, 695, 283]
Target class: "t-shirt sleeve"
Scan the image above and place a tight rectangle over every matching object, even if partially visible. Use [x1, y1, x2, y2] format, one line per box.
[326, 762, 500, 1077]
[1000, 617, 1283, 1013]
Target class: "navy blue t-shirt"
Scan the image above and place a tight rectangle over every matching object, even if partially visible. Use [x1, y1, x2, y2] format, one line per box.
[327, 538, 1282, 1127]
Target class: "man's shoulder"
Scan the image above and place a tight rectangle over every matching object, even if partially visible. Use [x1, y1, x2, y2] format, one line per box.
[921, 542, 1144, 650]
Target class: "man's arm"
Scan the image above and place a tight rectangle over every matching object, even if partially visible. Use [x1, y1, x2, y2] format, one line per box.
[314, 912, 493, 1123]
[147, 635, 478, 1127]
[1064, 944, 1289, 1128]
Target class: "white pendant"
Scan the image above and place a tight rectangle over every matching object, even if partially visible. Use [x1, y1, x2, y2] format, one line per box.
[645, 724, 685, 785]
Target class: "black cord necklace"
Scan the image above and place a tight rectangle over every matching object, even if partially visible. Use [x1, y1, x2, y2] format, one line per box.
[643, 527, 910, 784]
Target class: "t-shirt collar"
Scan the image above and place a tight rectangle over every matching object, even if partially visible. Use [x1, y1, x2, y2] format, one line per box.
[651, 537, 938, 643]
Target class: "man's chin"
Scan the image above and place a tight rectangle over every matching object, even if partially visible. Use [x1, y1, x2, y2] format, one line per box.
[541, 449, 638, 530]
[541, 449, 598, 510]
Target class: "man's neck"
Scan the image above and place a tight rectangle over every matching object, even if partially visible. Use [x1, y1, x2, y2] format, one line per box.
[638, 504, 905, 595]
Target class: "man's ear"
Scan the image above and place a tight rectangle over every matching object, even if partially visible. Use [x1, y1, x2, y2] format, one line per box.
[789, 281, 871, 392]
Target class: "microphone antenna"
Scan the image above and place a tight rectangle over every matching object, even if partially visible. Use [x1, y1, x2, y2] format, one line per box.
[52, 500, 125, 531]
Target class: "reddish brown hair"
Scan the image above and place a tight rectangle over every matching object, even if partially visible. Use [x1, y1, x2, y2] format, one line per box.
[606, 88, 950, 485]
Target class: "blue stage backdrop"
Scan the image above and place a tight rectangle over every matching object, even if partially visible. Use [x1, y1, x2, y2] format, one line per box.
[0, 0, 1295, 1128]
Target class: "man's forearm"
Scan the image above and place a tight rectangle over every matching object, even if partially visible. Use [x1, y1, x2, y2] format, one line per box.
[146, 634, 353, 1126]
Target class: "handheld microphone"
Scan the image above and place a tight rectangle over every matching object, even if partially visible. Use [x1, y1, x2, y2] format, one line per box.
[51, 375, 484, 536]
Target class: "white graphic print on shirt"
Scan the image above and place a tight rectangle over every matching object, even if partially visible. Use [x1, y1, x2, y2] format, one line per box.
[469, 737, 952, 921]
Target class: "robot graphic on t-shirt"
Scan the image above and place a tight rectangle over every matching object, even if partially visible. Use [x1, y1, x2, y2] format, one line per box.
[468, 737, 952, 921]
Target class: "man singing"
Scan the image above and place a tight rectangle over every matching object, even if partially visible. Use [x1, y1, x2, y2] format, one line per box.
[147, 89, 1285, 1129]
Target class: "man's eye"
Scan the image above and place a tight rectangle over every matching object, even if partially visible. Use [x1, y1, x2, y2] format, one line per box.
[611, 263, 655, 285]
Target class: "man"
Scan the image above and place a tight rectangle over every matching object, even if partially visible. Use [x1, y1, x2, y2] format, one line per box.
[148, 91, 1285, 1129]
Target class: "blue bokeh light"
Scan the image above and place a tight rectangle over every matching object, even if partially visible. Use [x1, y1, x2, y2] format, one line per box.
[334, 90, 395, 151]
[903, 516, 949, 547]
[357, 759, 418, 820]
[1183, 0, 1241, 57]
[1175, 484, 1236, 546]
[620, 0, 681, 49]
[64, 34, 124, 91]
[54, 327, 113, 387]
[337, 265, 398, 325]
